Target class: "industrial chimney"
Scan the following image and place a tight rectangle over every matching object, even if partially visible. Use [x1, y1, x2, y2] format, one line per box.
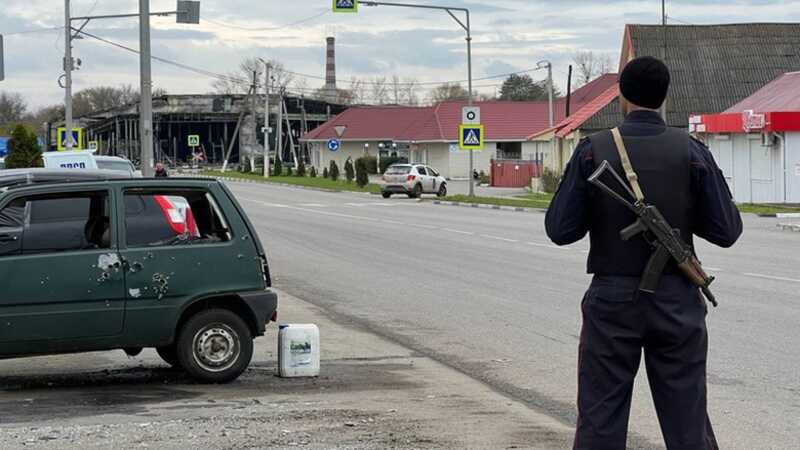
[323, 36, 337, 102]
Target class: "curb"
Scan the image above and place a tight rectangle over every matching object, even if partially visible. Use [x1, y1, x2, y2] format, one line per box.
[430, 200, 546, 214]
[185, 174, 375, 195]
[777, 223, 800, 233]
[756, 212, 800, 218]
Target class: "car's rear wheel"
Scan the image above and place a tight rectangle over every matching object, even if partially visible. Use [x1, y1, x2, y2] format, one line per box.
[382, 192, 391, 199]
[408, 184, 422, 198]
[156, 344, 180, 368]
[176, 309, 253, 383]
[437, 184, 447, 197]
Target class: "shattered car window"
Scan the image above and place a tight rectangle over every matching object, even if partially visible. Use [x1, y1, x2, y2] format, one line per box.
[125, 189, 232, 247]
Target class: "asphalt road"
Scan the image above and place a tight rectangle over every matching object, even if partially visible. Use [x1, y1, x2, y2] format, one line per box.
[229, 181, 800, 450]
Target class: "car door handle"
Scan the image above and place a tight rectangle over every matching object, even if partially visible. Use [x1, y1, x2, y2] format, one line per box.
[0, 234, 18, 242]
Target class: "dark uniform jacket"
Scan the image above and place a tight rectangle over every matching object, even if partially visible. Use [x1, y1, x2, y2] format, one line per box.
[545, 110, 742, 269]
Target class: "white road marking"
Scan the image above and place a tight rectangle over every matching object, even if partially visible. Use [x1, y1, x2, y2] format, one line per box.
[704, 267, 724, 272]
[299, 203, 326, 207]
[743, 273, 800, 283]
[442, 228, 475, 235]
[239, 197, 381, 222]
[381, 219, 405, 225]
[407, 224, 438, 230]
[481, 234, 519, 243]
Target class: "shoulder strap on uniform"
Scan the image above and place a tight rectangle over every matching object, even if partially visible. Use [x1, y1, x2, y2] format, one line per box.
[610, 127, 645, 202]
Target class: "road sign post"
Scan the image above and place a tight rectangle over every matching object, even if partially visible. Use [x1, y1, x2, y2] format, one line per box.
[57, 127, 83, 151]
[459, 125, 484, 151]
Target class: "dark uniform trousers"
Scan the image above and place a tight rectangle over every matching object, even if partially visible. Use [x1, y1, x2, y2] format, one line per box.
[574, 275, 720, 450]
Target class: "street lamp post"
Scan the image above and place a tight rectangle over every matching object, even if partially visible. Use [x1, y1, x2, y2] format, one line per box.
[361, 1, 473, 195]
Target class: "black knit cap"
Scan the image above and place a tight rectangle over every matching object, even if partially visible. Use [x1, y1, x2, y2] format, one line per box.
[619, 56, 670, 109]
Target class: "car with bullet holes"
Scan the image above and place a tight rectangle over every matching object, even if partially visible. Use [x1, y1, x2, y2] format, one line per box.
[0, 169, 277, 383]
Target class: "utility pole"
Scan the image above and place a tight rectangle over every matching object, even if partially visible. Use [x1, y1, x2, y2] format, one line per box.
[249, 70, 258, 172]
[64, 0, 75, 149]
[276, 88, 283, 165]
[139, 0, 154, 176]
[262, 61, 271, 178]
[661, 0, 668, 122]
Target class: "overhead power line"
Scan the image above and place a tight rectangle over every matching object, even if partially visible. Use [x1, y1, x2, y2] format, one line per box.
[4, 26, 63, 36]
[202, 9, 330, 31]
[284, 65, 547, 87]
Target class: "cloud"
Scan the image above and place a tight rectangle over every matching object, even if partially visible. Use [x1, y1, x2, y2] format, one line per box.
[2, 0, 800, 108]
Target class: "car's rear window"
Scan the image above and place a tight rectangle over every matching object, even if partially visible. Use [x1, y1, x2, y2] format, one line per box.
[386, 165, 412, 175]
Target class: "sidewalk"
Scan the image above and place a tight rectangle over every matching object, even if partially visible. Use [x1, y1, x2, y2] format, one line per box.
[0, 290, 573, 450]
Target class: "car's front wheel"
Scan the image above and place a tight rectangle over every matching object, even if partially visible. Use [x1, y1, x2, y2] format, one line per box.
[437, 184, 447, 197]
[176, 309, 253, 383]
[382, 192, 391, 199]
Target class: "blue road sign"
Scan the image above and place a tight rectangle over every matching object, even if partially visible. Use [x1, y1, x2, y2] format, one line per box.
[459, 124, 484, 150]
[0, 137, 8, 157]
[327, 139, 341, 152]
[333, 0, 358, 13]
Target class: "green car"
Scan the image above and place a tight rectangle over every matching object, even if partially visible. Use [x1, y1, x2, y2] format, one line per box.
[0, 169, 277, 383]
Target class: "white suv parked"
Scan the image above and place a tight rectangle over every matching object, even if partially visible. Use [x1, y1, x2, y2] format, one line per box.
[381, 164, 447, 198]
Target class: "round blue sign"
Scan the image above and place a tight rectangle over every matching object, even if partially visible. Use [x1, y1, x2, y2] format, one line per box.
[327, 139, 340, 152]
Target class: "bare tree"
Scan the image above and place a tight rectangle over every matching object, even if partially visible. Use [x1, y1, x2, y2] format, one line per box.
[573, 51, 615, 87]
[391, 75, 403, 105]
[428, 83, 469, 104]
[0, 92, 29, 127]
[402, 77, 420, 106]
[212, 57, 294, 95]
[370, 76, 389, 105]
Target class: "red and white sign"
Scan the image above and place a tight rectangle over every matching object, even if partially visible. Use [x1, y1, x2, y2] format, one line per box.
[742, 110, 766, 133]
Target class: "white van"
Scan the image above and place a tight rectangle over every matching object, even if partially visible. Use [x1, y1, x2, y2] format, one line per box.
[42, 151, 138, 176]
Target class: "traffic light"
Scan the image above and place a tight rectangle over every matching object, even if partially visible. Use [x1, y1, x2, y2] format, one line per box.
[176, 1, 200, 24]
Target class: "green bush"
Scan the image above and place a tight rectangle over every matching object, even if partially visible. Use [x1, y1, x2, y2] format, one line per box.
[309, 166, 317, 178]
[285, 166, 293, 177]
[272, 157, 283, 177]
[4, 124, 43, 169]
[362, 155, 378, 174]
[344, 157, 355, 183]
[296, 159, 306, 177]
[355, 157, 369, 188]
[329, 160, 340, 181]
[323, 167, 329, 179]
[541, 168, 562, 193]
[379, 156, 408, 174]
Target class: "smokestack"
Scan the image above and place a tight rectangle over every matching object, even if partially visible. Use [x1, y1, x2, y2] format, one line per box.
[324, 36, 337, 102]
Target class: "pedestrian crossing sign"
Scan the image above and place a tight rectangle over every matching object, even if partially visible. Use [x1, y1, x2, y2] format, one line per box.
[459, 124, 484, 150]
[333, 0, 358, 13]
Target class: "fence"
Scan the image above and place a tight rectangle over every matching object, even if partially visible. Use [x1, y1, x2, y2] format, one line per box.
[490, 158, 543, 188]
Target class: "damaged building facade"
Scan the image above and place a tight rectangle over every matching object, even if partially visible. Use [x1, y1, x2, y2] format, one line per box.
[65, 94, 346, 167]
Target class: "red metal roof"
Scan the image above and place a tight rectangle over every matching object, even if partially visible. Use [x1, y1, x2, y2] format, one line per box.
[301, 74, 618, 142]
[691, 72, 800, 134]
[725, 72, 800, 113]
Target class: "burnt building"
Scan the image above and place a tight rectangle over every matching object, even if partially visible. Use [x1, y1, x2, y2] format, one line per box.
[69, 93, 346, 166]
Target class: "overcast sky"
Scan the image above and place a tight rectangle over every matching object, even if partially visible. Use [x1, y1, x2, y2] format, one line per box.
[2, 0, 800, 109]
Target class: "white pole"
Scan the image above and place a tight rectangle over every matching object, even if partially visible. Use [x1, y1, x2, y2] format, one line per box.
[466, 11, 474, 197]
[139, 0, 154, 177]
[263, 62, 270, 177]
[64, 0, 74, 150]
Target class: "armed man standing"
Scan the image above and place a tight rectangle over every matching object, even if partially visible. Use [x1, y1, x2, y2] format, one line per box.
[545, 56, 742, 450]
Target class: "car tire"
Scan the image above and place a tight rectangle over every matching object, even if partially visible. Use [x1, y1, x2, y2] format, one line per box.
[175, 309, 253, 383]
[409, 184, 422, 198]
[437, 184, 447, 197]
[382, 192, 391, 199]
[156, 344, 180, 368]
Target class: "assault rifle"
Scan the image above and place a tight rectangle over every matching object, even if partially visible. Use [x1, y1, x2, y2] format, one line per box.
[588, 160, 718, 307]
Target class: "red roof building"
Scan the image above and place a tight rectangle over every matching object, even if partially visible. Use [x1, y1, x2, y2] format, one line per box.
[301, 74, 618, 179]
[691, 72, 800, 203]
